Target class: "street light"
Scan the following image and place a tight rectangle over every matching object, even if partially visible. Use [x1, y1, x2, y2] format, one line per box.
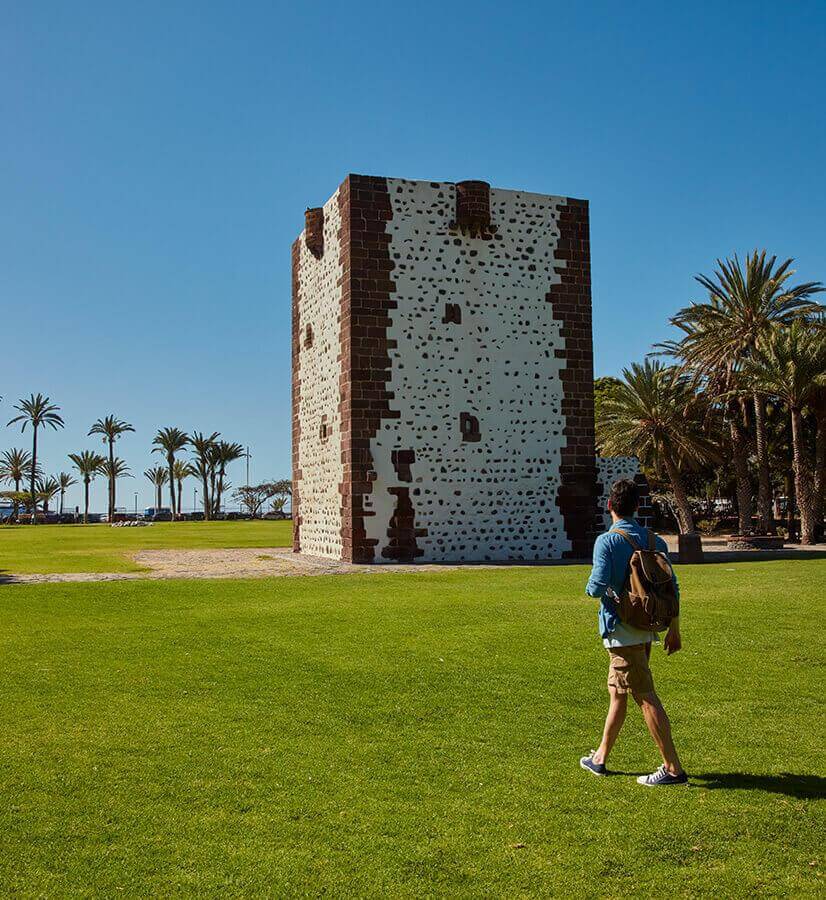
[194, 488, 198, 516]
[134, 492, 138, 516]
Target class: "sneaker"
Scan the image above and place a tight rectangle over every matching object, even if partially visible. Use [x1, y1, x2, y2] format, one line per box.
[580, 752, 607, 776]
[636, 765, 688, 786]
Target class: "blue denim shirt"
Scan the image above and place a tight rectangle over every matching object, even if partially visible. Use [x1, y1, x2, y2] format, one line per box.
[585, 518, 679, 639]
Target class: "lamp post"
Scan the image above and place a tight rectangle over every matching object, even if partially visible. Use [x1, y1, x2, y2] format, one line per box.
[194, 488, 198, 517]
[134, 492, 138, 516]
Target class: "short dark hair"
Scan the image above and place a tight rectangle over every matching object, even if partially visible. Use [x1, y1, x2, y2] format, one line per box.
[609, 478, 640, 517]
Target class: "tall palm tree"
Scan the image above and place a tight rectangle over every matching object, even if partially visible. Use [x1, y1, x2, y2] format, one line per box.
[190, 431, 220, 520]
[69, 451, 107, 524]
[596, 360, 720, 533]
[667, 252, 823, 534]
[741, 321, 826, 544]
[36, 476, 60, 517]
[97, 458, 133, 519]
[0, 448, 36, 522]
[89, 415, 135, 523]
[172, 459, 195, 518]
[144, 466, 169, 510]
[7, 394, 65, 524]
[57, 472, 77, 516]
[152, 428, 189, 519]
[211, 441, 245, 517]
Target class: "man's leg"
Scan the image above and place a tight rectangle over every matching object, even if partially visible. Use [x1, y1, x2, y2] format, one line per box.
[592, 687, 627, 766]
[633, 690, 684, 775]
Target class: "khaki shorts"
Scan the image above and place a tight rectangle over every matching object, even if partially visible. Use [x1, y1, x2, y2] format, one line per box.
[607, 643, 655, 696]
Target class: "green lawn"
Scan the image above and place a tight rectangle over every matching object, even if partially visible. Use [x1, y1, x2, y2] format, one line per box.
[1, 560, 823, 896]
[0, 520, 293, 574]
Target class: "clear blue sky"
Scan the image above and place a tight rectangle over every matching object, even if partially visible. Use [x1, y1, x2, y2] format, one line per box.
[3, 1, 825, 513]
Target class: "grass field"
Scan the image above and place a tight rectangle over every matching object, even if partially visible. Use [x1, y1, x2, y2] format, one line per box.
[1, 559, 823, 896]
[0, 520, 293, 574]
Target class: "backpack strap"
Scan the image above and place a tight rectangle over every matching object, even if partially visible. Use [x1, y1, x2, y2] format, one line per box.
[648, 529, 656, 551]
[610, 528, 642, 552]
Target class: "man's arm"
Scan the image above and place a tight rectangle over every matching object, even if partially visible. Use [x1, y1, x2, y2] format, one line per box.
[585, 534, 611, 599]
[664, 617, 682, 654]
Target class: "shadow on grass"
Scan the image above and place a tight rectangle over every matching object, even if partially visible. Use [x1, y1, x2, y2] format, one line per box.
[692, 772, 826, 799]
[603, 771, 825, 798]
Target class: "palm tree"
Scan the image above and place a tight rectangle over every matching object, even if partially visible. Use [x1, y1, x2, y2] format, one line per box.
[7, 394, 65, 524]
[89, 415, 135, 523]
[144, 466, 169, 510]
[152, 428, 189, 519]
[36, 476, 60, 517]
[667, 252, 823, 534]
[190, 431, 220, 520]
[596, 360, 720, 533]
[57, 472, 77, 516]
[172, 459, 195, 518]
[741, 321, 826, 544]
[211, 441, 245, 517]
[69, 451, 107, 524]
[0, 448, 36, 522]
[97, 458, 133, 519]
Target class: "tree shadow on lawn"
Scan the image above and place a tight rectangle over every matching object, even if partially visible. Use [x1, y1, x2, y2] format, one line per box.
[691, 772, 826, 799]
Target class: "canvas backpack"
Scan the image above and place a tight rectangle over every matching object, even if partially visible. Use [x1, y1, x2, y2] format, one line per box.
[611, 528, 679, 632]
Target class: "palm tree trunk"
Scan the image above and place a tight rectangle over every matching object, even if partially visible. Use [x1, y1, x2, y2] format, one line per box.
[784, 471, 796, 541]
[156, 483, 162, 509]
[59, 490, 64, 517]
[728, 406, 752, 535]
[813, 395, 825, 543]
[201, 473, 210, 520]
[790, 407, 815, 544]
[30, 425, 38, 525]
[177, 479, 183, 518]
[84, 478, 90, 524]
[753, 393, 773, 534]
[108, 438, 115, 522]
[168, 456, 176, 519]
[13, 476, 20, 522]
[215, 468, 225, 518]
[663, 455, 695, 533]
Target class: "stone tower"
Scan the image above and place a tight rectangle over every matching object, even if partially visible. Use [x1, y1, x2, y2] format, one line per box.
[291, 174, 603, 563]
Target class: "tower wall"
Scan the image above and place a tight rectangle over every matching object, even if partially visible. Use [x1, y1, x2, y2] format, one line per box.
[293, 174, 599, 562]
[291, 187, 346, 558]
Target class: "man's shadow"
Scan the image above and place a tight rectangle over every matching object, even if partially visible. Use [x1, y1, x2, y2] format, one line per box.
[609, 770, 825, 799]
[691, 772, 826, 799]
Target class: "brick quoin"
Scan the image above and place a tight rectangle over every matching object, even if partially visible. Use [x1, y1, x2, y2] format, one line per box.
[290, 237, 302, 552]
[547, 198, 599, 558]
[337, 175, 421, 563]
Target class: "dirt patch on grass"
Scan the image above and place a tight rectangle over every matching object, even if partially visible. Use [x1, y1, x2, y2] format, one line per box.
[0, 547, 478, 584]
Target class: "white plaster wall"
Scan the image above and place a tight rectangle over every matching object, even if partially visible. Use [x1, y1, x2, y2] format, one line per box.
[364, 179, 572, 561]
[296, 190, 344, 558]
[595, 456, 644, 531]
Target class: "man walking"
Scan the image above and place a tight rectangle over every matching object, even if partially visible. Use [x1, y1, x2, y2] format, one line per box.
[580, 478, 688, 786]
